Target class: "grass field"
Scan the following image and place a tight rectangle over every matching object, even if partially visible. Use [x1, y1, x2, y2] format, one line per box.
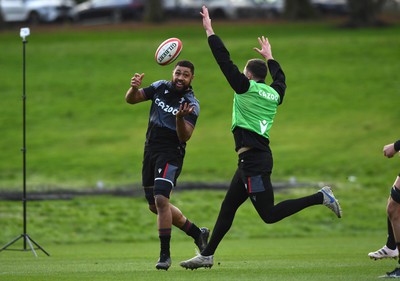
[1, 19, 400, 280]
[0, 20, 399, 190]
[0, 236, 396, 281]
[0, 187, 395, 280]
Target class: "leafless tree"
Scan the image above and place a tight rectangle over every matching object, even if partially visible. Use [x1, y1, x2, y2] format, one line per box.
[284, 0, 318, 20]
[345, 0, 388, 27]
[144, 0, 165, 23]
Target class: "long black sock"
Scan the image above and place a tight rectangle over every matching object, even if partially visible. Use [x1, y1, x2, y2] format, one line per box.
[159, 228, 171, 257]
[396, 243, 400, 265]
[388, 217, 397, 250]
[180, 219, 201, 240]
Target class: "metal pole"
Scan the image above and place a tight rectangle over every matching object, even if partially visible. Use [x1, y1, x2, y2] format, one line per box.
[22, 35, 27, 251]
[0, 28, 49, 256]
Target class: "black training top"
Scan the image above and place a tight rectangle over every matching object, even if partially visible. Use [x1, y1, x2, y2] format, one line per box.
[141, 80, 200, 152]
[207, 34, 286, 151]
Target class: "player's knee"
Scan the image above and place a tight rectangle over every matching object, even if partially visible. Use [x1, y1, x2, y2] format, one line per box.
[260, 214, 276, 224]
[153, 179, 172, 211]
[262, 217, 274, 224]
[388, 201, 400, 218]
[389, 187, 400, 215]
[259, 207, 278, 224]
[155, 194, 169, 210]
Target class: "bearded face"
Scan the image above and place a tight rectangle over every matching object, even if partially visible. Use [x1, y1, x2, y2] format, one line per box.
[171, 65, 194, 93]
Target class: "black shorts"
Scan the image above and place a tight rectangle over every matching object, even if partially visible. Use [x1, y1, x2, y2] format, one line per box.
[142, 149, 183, 203]
[391, 186, 400, 204]
[238, 148, 273, 194]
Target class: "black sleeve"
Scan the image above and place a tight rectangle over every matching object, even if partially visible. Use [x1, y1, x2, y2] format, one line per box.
[394, 140, 400, 151]
[142, 80, 166, 101]
[268, 60, 286, 104]
[208, 35, 287, 104]
[208, 35, 250, 94]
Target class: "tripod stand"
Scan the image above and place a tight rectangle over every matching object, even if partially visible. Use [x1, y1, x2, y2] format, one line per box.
[0, 28, 49, 257]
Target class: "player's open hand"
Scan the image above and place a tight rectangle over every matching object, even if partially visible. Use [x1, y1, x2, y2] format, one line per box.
[200, 5, 214, 37]
[176, 102, 194, 119]
[253, 36, 273, 61]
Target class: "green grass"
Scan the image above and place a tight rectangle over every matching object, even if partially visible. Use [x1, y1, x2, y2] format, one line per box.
[0, 185, 390, 244]
[0, 186, 394, 280]
[0, 20, 399, 281]
[0, 236, 395, 281]
[0, 21, 399, 190]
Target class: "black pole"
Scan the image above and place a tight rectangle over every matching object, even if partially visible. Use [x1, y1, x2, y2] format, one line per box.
[0, 28, 49, 257]
[22, 34, 27, 251]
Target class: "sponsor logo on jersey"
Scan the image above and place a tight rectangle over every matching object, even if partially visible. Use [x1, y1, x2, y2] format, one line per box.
[155, 98, 180, 115]
[258, 90, 279, 102]
[260, 120, 268, 135]
[154, 97, 191, 116]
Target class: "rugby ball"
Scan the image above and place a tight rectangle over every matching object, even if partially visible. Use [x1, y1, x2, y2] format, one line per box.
[155, 38, 183, 66]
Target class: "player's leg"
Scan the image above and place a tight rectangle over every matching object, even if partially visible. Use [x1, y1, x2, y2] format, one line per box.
[180, 169, 248, 269]
[368, 215, 398, 260]
[169, 204, 210, 252]
[153, 177, 173, 270]
[239, 149, 340, 223]
[369, 184, 399, 260]
[158, 151, 209, 251]
[238, 148, 318, 222]
[382, 176, 400, 277]
[203, 169, 248, 256]
[142, 150, 175, 270]
[144, 186, 209, 252]
[251, 172, 324, 223]
[387, 217, 398, 251]
[154, 151, 210, 270]
[388, 177, 400, 246]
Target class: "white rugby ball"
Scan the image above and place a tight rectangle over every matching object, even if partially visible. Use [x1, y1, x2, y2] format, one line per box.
[154, 38, 183, 66]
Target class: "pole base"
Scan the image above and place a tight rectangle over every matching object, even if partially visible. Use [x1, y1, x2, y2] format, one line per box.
[0, 234, 50, 257]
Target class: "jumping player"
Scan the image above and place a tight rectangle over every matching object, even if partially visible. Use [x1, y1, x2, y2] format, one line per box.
[179, 6, 342, 269]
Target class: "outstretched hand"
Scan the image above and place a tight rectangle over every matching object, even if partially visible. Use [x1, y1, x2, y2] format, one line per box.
[200, 5, 214, 37]
[253, 36, 273, 61]
[176, 102, 194, 119]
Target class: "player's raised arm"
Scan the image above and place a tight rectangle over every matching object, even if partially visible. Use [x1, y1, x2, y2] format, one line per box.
[200, 5, 215, 37]
[125, 73, 146, 104]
